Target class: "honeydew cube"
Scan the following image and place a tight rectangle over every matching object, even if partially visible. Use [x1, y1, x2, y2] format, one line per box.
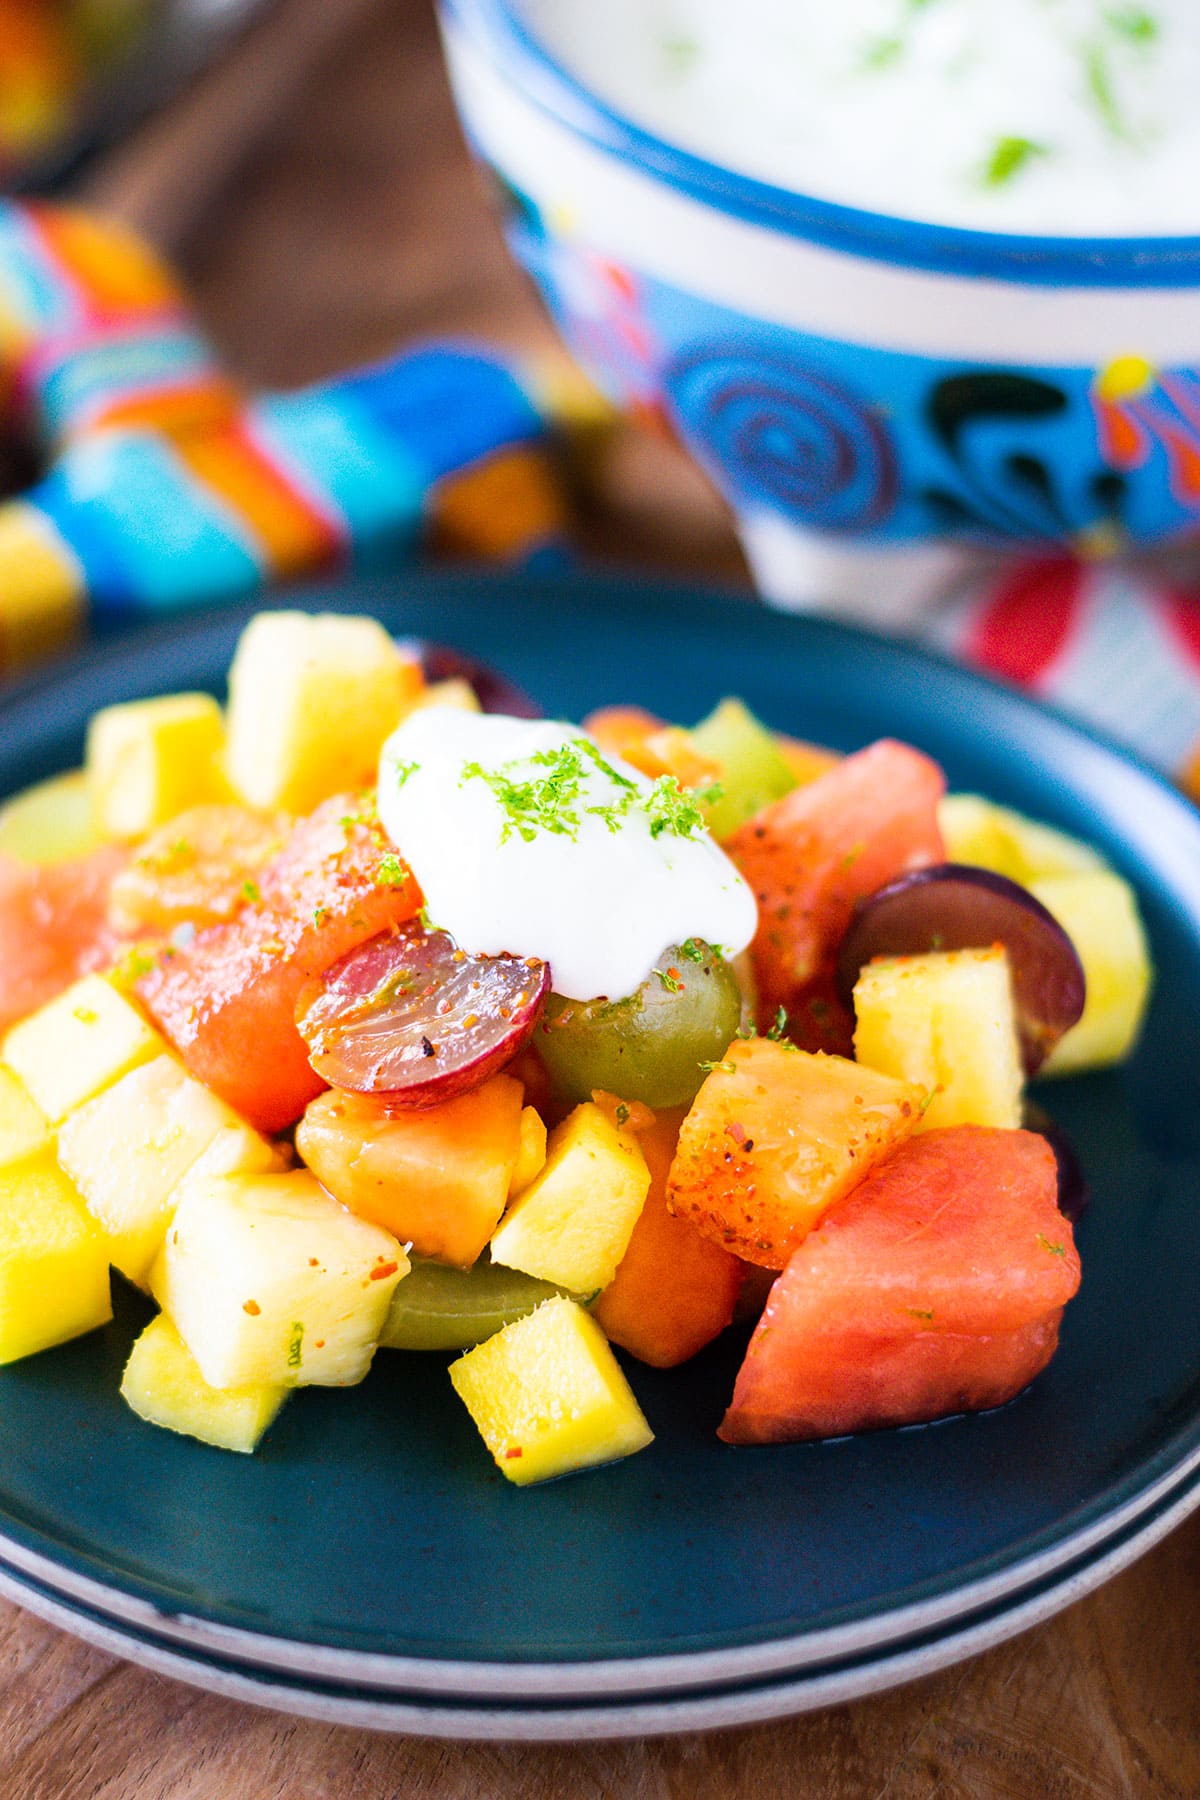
[86, 693, 228, 841]
[0, 1067, 51, 1169]
[57, 1056, 262, 1285]
[0, 770, 100, 865]
[0, 1153, 111, 1362]
[1031, 872, 1152, 1075]
[3, 975, 164, 1123]
[690, 696, 798, 841]
[449, 1295, 653, 1485]
[489, 1103, 651, 1293]
[121, 1313, 287, 1454]
[225, 611, 424, 813]
[853, 947, 1024, 1132]
[160, 1170, 408, 1389]
[508, 1105, 547, 1199]
[939, 794, 1104, 886]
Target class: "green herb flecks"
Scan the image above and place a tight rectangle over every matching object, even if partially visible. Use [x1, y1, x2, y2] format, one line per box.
[984, 135, 1049, 188]
[698, 1059, 736, 1076]
[1104, 6, 1158, 46]
[767, 1005, 790, 1043]
[1036, 1233, 1066, 1258]
[461, 737, 715, 848]
[375, 852, 408, 888]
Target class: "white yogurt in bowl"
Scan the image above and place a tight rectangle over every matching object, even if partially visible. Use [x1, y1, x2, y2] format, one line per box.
[522, 0, 1200, 236]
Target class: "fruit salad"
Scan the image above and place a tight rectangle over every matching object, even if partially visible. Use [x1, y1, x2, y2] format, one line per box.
[0, 613, 1153, 1480]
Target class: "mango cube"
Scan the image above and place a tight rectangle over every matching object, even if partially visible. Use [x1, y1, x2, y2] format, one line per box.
[86, 692, 228, 841]
[160, 1170, 407, 1389]
[225, 611, 424, 813]
[0, 770, 100, 866]
[1031, 871, 1152, 1075]
[509, 1105, 547, 1199]
[0, 1067, 51, 1169]
[57, 1056, 265, 1285]
[0, 1153, 111, 1362]
[449, 1295, 653, 1485]
[853, 947, 1024, 1133]
[121, 1314, 287, 1454]
[3, 974, 164, 1123]
[489, 1103, 651, 1293]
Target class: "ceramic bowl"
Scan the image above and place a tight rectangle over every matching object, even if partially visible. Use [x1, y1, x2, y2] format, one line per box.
[437, 0, 1200, 617]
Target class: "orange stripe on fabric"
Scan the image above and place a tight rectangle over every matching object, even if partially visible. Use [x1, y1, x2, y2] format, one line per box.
[26, 203, 182, 318]
[174, 421, 344, 576]
[79, 379, 243, 444]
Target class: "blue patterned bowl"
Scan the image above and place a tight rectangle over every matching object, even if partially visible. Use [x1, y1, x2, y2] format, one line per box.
[438, 0, 1200, 613]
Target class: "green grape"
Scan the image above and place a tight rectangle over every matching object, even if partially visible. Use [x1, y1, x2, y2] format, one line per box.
[379, 1256, 573, 1352]
[535, 941, 743, 1109]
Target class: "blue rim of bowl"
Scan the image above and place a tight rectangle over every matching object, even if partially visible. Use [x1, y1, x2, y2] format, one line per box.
[439, 0, 1200, 289]
[0, 1453, 1195, 1735]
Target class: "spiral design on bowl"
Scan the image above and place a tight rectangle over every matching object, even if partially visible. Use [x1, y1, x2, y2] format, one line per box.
[666, 347, 897, 530]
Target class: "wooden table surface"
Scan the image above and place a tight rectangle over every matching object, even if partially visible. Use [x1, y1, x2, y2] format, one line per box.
[3, 3, 1194, 1793]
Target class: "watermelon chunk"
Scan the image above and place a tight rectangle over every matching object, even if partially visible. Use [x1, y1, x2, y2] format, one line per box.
[0, 846, 126, 1035]
[720, 1126, 1080, 1444]
[726, 739, 945, 1051]
[138, 798, 421, 1132]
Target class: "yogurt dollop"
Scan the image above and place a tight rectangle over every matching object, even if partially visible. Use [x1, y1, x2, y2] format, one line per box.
[377, 708, 757, 1002]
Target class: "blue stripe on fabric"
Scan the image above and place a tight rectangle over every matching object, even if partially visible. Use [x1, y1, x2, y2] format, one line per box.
[444, 0, 1200, 290]
[37, 433, 262, 618]
[36, 331, 215, 438]
[251, 388, 425, 566]
[328, 346, 544, 484]
[0, 205, 77, 335]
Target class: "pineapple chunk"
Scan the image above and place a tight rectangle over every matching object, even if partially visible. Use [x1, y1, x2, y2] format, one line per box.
[3, 974, 164, 1123]
[0, 770, 99, 865]
[0, 1067, 51, 1169]
[853, 947, 1024, 1133]
[1031, 872, 1152, 1075]
[86, 693, 228, 841]
[225, 611, 424, 813]
[121, 1313, 287, 1453]
[406, 677, 481, 716]
[145, 1123, 288, 1307]
[939, 794, 1104, 886]
[449, 1296, 653, 1485]
[160, 1170, 407, 1389]
[57, 1056, 263, 1285]
[489, 1103, 651, 1293]
[0, 1153, 111, 1362]
[509, 1105, 548, 1199]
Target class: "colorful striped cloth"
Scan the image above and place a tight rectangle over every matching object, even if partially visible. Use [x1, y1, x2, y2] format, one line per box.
[0, 199, 567, 671]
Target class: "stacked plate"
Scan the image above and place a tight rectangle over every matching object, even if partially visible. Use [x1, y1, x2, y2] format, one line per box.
[1, 573, 1198, 1738]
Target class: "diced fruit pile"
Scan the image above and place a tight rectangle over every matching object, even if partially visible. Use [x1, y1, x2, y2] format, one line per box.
[0, 612, 1154, 1483]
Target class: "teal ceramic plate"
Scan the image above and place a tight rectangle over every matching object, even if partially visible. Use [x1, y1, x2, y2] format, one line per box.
[0, 571, 1198, 1726]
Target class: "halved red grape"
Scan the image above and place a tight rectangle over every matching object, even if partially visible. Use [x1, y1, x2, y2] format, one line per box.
[1024, 1104, 1090, 1224]
[835, 863, 1085, 1074]
[296, 926, 549, 1106]
[402, 641, 541, 718]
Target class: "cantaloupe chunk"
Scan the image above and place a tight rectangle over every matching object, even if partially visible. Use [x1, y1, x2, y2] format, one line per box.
[297, 1075, 525, 1271]
[489, 1102, 651, 1293]
[667, 1038, 925, 1267]
[225, 612, 424, 813]
[159, 1170, 406, 1389]
[449, 1295, 653, 1485]
[1031, 871, 1152, 1074]
[0, 1153, 111, 1362]
[121, 1313, 288, 1453]
[3, 974, 164, 1123]
[593, 1108, 742, 1368]
[853, 946, 1023, 1132]
[86, 692, 229, 841]
[57, 1055, 265, 1285]
[0, 1066, 51, 1169]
